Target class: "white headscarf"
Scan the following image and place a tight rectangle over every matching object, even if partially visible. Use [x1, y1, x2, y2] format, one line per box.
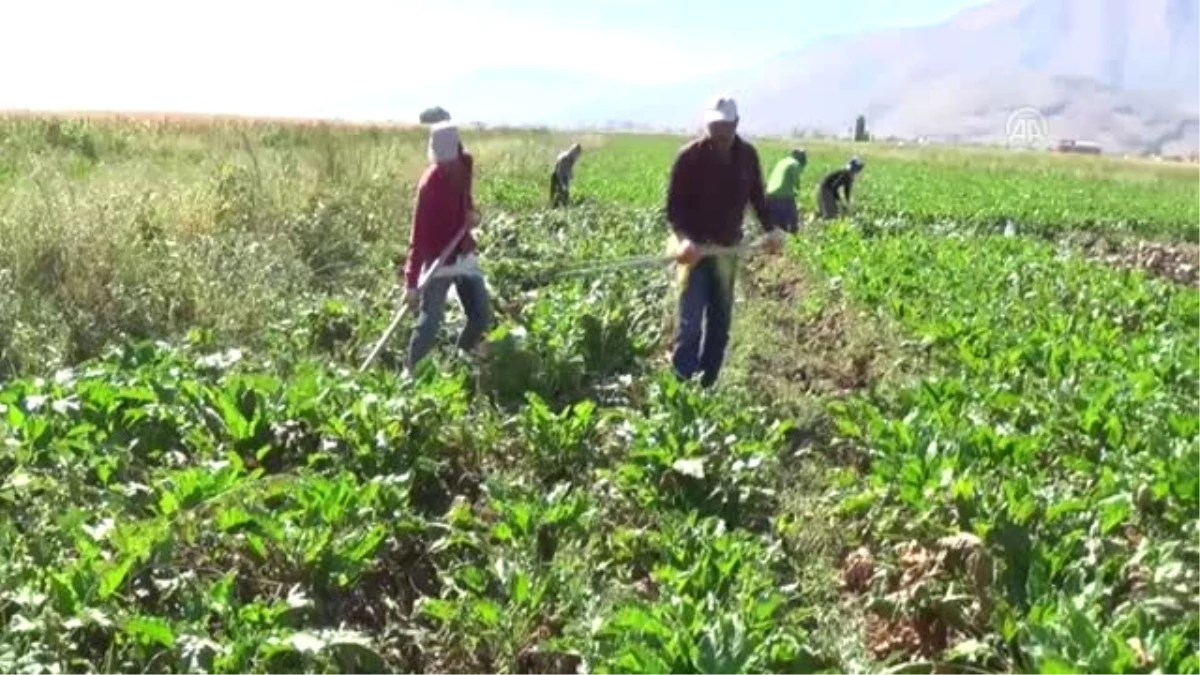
[428, 122, 461, 163]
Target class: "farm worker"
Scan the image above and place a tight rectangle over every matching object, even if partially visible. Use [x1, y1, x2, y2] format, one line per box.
[816, 156, 864, 219]
[765, 148, 808, 232]
[403, 121, 492, 371]
[550, 142, 582, 207]
[665, 95, 783, 388]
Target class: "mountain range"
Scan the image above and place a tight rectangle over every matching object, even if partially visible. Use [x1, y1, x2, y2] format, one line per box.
[445, 0, 1200, 155]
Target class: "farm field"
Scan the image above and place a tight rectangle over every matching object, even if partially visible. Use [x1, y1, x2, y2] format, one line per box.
[0, 115, 1197, 674]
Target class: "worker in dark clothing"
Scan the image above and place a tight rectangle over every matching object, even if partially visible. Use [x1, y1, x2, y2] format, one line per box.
[665, 95, 783, 388]
[550, 143, 582, 208]
[817, 156, 864, 219]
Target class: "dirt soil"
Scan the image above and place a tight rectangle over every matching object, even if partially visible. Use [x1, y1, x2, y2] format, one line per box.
[841, 534, 993, 663]
[1070, 235, 1199, 286]
[734, 254, 919, 403]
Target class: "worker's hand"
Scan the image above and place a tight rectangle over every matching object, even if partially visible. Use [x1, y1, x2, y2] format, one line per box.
[403, 288, 419, 310]
[675, 239, 700, 266]
[762, 230, 783, 254]
[468, 209, 482, 228]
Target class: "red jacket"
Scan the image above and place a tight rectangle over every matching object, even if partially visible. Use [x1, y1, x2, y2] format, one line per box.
[403, 153, 477, 289]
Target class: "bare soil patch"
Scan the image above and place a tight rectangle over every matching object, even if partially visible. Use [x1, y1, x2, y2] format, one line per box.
[729, 253, 919, 405]
[1067, 234, 1199, 286]
[840, 534, 994, 664]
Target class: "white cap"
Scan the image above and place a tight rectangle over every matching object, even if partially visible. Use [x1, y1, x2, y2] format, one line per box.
[428, 121, 461, 163]
[703, 95, 738, 124]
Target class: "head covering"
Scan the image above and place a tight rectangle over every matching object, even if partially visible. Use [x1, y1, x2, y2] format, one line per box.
[848, 156, 864, 172]
[428, 122, 462, 164]
[791, 148, 808, 166]
[703, 95, 739, 124]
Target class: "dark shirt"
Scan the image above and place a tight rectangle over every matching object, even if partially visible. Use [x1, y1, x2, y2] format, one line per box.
[821, 168, 855, 201]
[665, 135, 774, 246]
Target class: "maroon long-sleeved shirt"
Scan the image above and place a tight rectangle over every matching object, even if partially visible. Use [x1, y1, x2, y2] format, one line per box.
[403, 154, 476, 289]
[665, 135, 775, 247]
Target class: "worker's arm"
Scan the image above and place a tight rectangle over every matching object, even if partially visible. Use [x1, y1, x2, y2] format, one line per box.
[403, 177, 438, 290]
[745, 146, 776, 233]
[665, 146, 695, 239]
[462, 153, 477, 216]
[833, 174, 850, 203]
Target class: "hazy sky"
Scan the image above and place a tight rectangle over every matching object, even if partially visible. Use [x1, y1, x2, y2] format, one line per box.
[3, 0, 989, 120]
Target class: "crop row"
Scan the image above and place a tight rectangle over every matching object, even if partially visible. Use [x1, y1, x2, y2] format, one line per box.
[586, 136, 1200, 241]
[797, 223, 1199, 672]
[0, 326, 832, 673]
[0, 117, 1196, 673]
[2, 118, 1197, 378]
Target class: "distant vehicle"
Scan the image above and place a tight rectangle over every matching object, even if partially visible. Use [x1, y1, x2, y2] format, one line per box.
[1057, 139, 1102, 155]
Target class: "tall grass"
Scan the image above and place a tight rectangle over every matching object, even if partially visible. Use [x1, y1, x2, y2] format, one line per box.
[0, 118, 585, 376]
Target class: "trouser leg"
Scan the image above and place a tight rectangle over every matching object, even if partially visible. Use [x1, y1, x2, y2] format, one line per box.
[697, 256, 737, 388]
[671, 258, 715, 383]
[407, 277, 452, 369]
[550, 173, 569, 207]
[818, 187, 839, 219]
[453, 274, 492, 353]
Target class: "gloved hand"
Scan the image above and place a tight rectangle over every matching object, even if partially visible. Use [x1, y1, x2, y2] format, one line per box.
[403, 288, 419, 310]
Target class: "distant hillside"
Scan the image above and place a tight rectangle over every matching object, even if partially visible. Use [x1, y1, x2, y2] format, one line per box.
[563, 0, 1200, 154]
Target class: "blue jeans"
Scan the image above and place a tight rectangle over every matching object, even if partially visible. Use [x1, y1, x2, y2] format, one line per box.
[766, 196, 799, 232]
[407, 273, 492, 370]
[671, 256, 738, 388]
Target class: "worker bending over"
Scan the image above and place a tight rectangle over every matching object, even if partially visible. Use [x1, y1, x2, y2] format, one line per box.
[817, 156, 864, 220]
[550, 143, 582, 207]
[765, 148, 807, 232]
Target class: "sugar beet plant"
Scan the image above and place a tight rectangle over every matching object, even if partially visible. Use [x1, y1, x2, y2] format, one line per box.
[0, 333, 829, 673]
[799, 223, 1199, 673]
[0, 116, 1196, 673]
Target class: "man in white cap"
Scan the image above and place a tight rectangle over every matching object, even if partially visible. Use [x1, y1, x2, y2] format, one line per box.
[664, 95, 782, 387]
[402, 121, 490, 371]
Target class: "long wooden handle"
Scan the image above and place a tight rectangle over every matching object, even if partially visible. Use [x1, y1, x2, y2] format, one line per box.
[358, 225, 471, 373]
[358, 231, 768, 372]
[536, 238, 768, 279]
